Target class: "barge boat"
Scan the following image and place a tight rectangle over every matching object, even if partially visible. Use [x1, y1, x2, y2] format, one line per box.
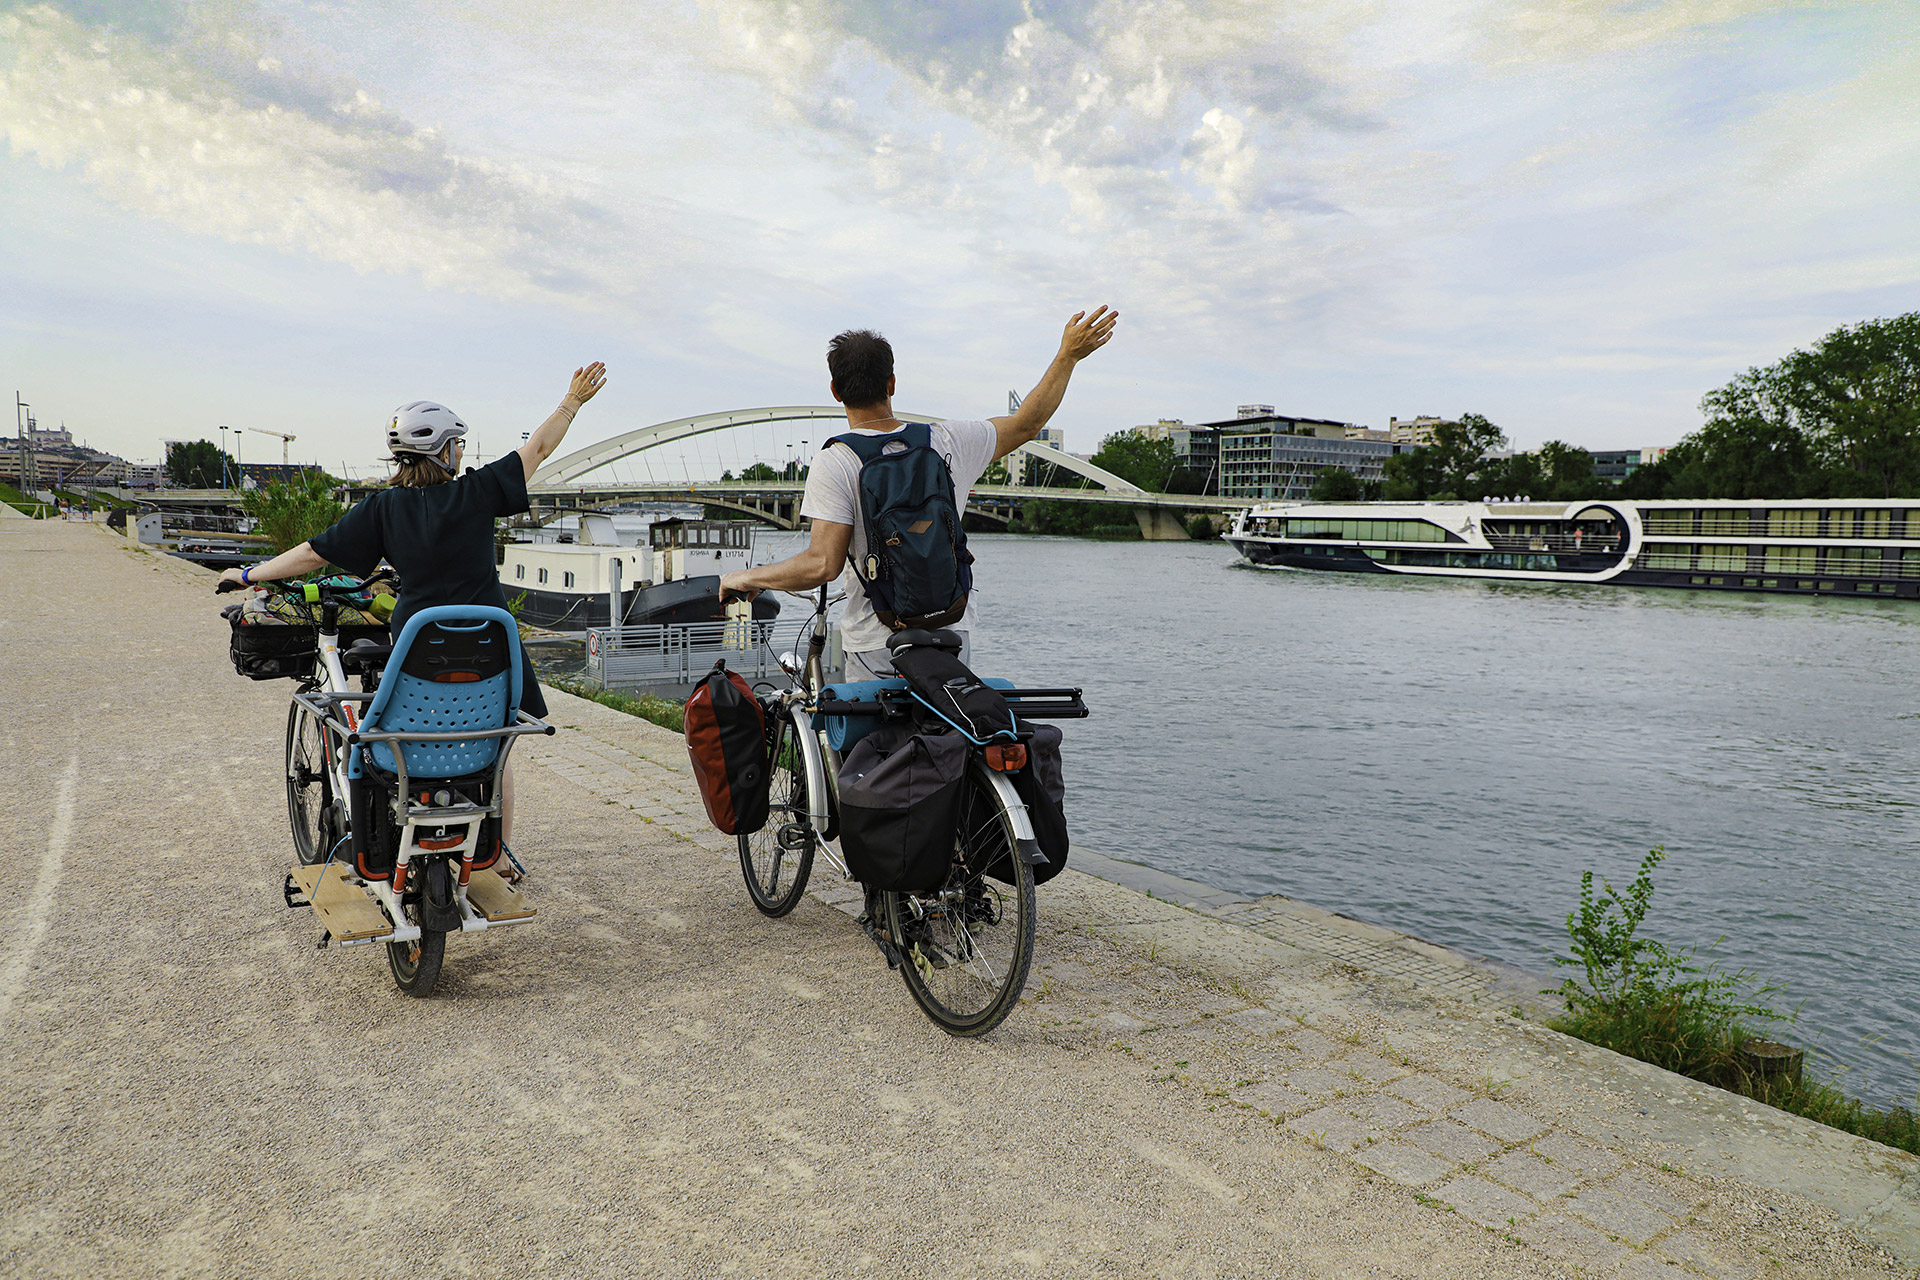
[502, 516, 780, 630]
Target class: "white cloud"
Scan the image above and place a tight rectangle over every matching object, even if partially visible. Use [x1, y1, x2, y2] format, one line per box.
[0, 4, 699, 305]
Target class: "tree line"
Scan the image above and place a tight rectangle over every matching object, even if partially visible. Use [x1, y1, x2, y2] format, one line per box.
[1358, 312, 1920, 503]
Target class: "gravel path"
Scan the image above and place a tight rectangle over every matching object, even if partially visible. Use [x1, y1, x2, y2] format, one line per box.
[1, 521, 1915, 1279]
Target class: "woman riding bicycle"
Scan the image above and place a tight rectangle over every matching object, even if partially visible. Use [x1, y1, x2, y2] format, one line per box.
[219, 362, 609, 863]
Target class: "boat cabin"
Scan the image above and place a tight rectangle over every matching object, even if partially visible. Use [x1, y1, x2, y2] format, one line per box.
[649, 518, 754, 586]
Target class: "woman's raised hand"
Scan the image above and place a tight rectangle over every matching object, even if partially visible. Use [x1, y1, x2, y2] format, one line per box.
[566, 362, 608, 407]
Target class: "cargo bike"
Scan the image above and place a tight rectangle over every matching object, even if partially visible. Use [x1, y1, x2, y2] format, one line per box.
[701, 586, 1085, 1036]
[222, 571, 554, 995]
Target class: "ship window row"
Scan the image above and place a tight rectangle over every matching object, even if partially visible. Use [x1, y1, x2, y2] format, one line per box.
[1639, 509, 1906, 538]
[1284, 518, 1449, 542]
[1639, 543, 1920, 577]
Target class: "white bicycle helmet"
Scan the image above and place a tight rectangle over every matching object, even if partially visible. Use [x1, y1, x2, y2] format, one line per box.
[387, 401, 468, 458]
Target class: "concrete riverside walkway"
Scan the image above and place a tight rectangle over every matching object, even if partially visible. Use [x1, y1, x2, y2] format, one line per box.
[3, 521, 1917, 1279]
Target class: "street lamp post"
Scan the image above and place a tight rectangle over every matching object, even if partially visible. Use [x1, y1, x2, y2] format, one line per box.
[14, 394, 30, 494]
[218, 425, 230, 489]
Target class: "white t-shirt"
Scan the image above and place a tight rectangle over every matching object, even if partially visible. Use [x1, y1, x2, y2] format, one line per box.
[799, 418, 999, 653]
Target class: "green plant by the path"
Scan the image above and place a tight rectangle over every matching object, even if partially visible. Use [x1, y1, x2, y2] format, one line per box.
[1759, 1077, 1920, 1154]
[1551, 847, 1779, 1085]
[1552, 847, 1920, 1157]
[242, 470, 345, 554]
[550, 677, 683, 733]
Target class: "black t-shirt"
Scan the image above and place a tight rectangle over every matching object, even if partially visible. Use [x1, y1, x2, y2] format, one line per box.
[312, 452, 529, 633]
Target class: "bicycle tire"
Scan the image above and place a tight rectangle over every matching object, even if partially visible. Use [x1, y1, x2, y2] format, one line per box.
[889, 762, 1037, 1036]
[738, 712, 815, 916]
[387, 861, 449, 997]
[285, 693, 332, 866]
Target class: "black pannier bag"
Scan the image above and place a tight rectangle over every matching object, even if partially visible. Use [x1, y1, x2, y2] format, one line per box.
[1011, 724, 1069, 885]
[225, 609, 387, 681]
[683, 659, 770, 836]
[838, 729, 968, 892]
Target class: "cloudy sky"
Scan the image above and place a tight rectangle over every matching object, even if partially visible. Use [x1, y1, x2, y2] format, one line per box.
[2, 0, 1915, 475]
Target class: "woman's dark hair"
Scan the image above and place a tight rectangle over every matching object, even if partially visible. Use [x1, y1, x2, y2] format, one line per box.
[392, 450, 455, 488]
[827, 329, 893, 409]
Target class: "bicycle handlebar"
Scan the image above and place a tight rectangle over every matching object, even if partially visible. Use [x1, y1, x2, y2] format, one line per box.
[214, 568, 397, 598]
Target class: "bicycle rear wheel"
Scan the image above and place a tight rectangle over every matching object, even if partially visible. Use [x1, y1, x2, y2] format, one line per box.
[889, 764, 1037, 1036]
[738, 713, 815, 916]
[285, 694, 333, 866]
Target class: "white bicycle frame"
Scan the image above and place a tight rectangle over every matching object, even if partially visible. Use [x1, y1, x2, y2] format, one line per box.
[289, 610, 553, 945]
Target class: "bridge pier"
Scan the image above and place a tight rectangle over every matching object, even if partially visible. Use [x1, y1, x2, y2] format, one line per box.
[1133, 507, 1190, 541]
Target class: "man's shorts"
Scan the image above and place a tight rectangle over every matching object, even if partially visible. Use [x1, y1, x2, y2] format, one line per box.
[844, 630, 971, 682]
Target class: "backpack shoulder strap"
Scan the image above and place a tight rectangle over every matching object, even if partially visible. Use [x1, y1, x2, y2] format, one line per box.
[826, 422, 933, 462]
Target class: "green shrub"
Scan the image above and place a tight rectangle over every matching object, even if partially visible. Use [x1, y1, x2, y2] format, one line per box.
[1550, 847, 1779, 1086]
[1551, 847, 1920, 1157]
[242, 470, 345, 555]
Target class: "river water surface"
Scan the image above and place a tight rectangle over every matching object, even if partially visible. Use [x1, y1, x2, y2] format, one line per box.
[945, 534, 1920, 1106]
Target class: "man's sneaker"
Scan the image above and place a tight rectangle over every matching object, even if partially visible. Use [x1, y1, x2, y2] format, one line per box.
[859, 887, 903, 970]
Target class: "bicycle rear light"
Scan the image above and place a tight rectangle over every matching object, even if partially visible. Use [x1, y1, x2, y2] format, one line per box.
[985, 743, 1028, 772]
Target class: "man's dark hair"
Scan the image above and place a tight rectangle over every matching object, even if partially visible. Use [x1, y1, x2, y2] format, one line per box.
[827, 329, 894, 409]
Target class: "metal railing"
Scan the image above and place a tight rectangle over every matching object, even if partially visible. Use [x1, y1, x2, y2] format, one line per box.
[1484, 531, 1624, 554]
[583, 617, 837, 690]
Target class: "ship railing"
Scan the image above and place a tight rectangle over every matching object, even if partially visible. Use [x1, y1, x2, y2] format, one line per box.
[1484, 532, 1624, 554]
[583, 617, 838, 692]
[1634, 552, 1920, 579]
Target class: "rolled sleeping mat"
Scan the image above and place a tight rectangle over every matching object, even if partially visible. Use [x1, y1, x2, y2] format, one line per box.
[819, 676, 1018, 753]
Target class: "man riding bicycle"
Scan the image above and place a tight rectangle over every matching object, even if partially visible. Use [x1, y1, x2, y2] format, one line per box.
[718, 307, 1117, 674]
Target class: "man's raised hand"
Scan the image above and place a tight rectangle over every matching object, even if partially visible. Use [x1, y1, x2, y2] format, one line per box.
[1060, 306, 1118, 363]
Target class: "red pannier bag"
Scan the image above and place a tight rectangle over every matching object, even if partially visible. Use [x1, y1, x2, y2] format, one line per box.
[683, 659, 771, 835]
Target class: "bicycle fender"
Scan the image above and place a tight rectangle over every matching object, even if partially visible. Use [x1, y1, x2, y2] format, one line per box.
[980, 770, 1039, 857]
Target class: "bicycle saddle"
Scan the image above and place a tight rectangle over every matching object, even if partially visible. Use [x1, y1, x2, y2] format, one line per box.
[885, 627, 962, 655]
[345, 638, 394, 665]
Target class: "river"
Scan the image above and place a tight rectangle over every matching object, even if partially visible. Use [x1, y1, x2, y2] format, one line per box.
[578, 529, 1920, 1105]
[953, 534, 1920, 1107]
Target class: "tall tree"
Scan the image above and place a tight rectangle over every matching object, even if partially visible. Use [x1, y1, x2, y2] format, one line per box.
[1535, 440, 1598, 500]
[166, 439, 235, 488]
[1309, 465, 1363, 501]
[1381, 413, 1507, 500]
[1089, 432, 1178, 491]
[1687, 312, 1920, 497]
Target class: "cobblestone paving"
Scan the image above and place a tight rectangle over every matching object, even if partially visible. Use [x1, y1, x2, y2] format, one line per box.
[4, 524, 1914, 1279]
[523, 691, 1920, 1279]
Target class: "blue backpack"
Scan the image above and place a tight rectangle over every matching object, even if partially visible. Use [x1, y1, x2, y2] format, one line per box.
[830, 423, 975, 630]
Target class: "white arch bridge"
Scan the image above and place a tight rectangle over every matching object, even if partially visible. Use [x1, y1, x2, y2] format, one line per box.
[527, 405, 1234, 539]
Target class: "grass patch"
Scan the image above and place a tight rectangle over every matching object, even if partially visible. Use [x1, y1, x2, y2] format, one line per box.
[0, 480, 53, 516]
[549, 677, 683, 733]
[1551, 846, 1920, 1157]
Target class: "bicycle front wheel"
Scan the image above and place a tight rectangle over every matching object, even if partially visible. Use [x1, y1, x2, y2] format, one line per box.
[889, 764, 1037, 1037]
[285, 694, 333, 866]
[738, 713, 815, 917]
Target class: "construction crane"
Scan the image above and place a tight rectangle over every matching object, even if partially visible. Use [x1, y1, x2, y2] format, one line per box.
[248, 428, 296, 466]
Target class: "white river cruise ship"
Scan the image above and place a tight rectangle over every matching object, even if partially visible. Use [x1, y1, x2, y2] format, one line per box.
[1225, 499, 1920, 599]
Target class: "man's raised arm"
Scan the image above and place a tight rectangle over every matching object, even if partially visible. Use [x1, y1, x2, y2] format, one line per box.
[989, 306, 1119, 461]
